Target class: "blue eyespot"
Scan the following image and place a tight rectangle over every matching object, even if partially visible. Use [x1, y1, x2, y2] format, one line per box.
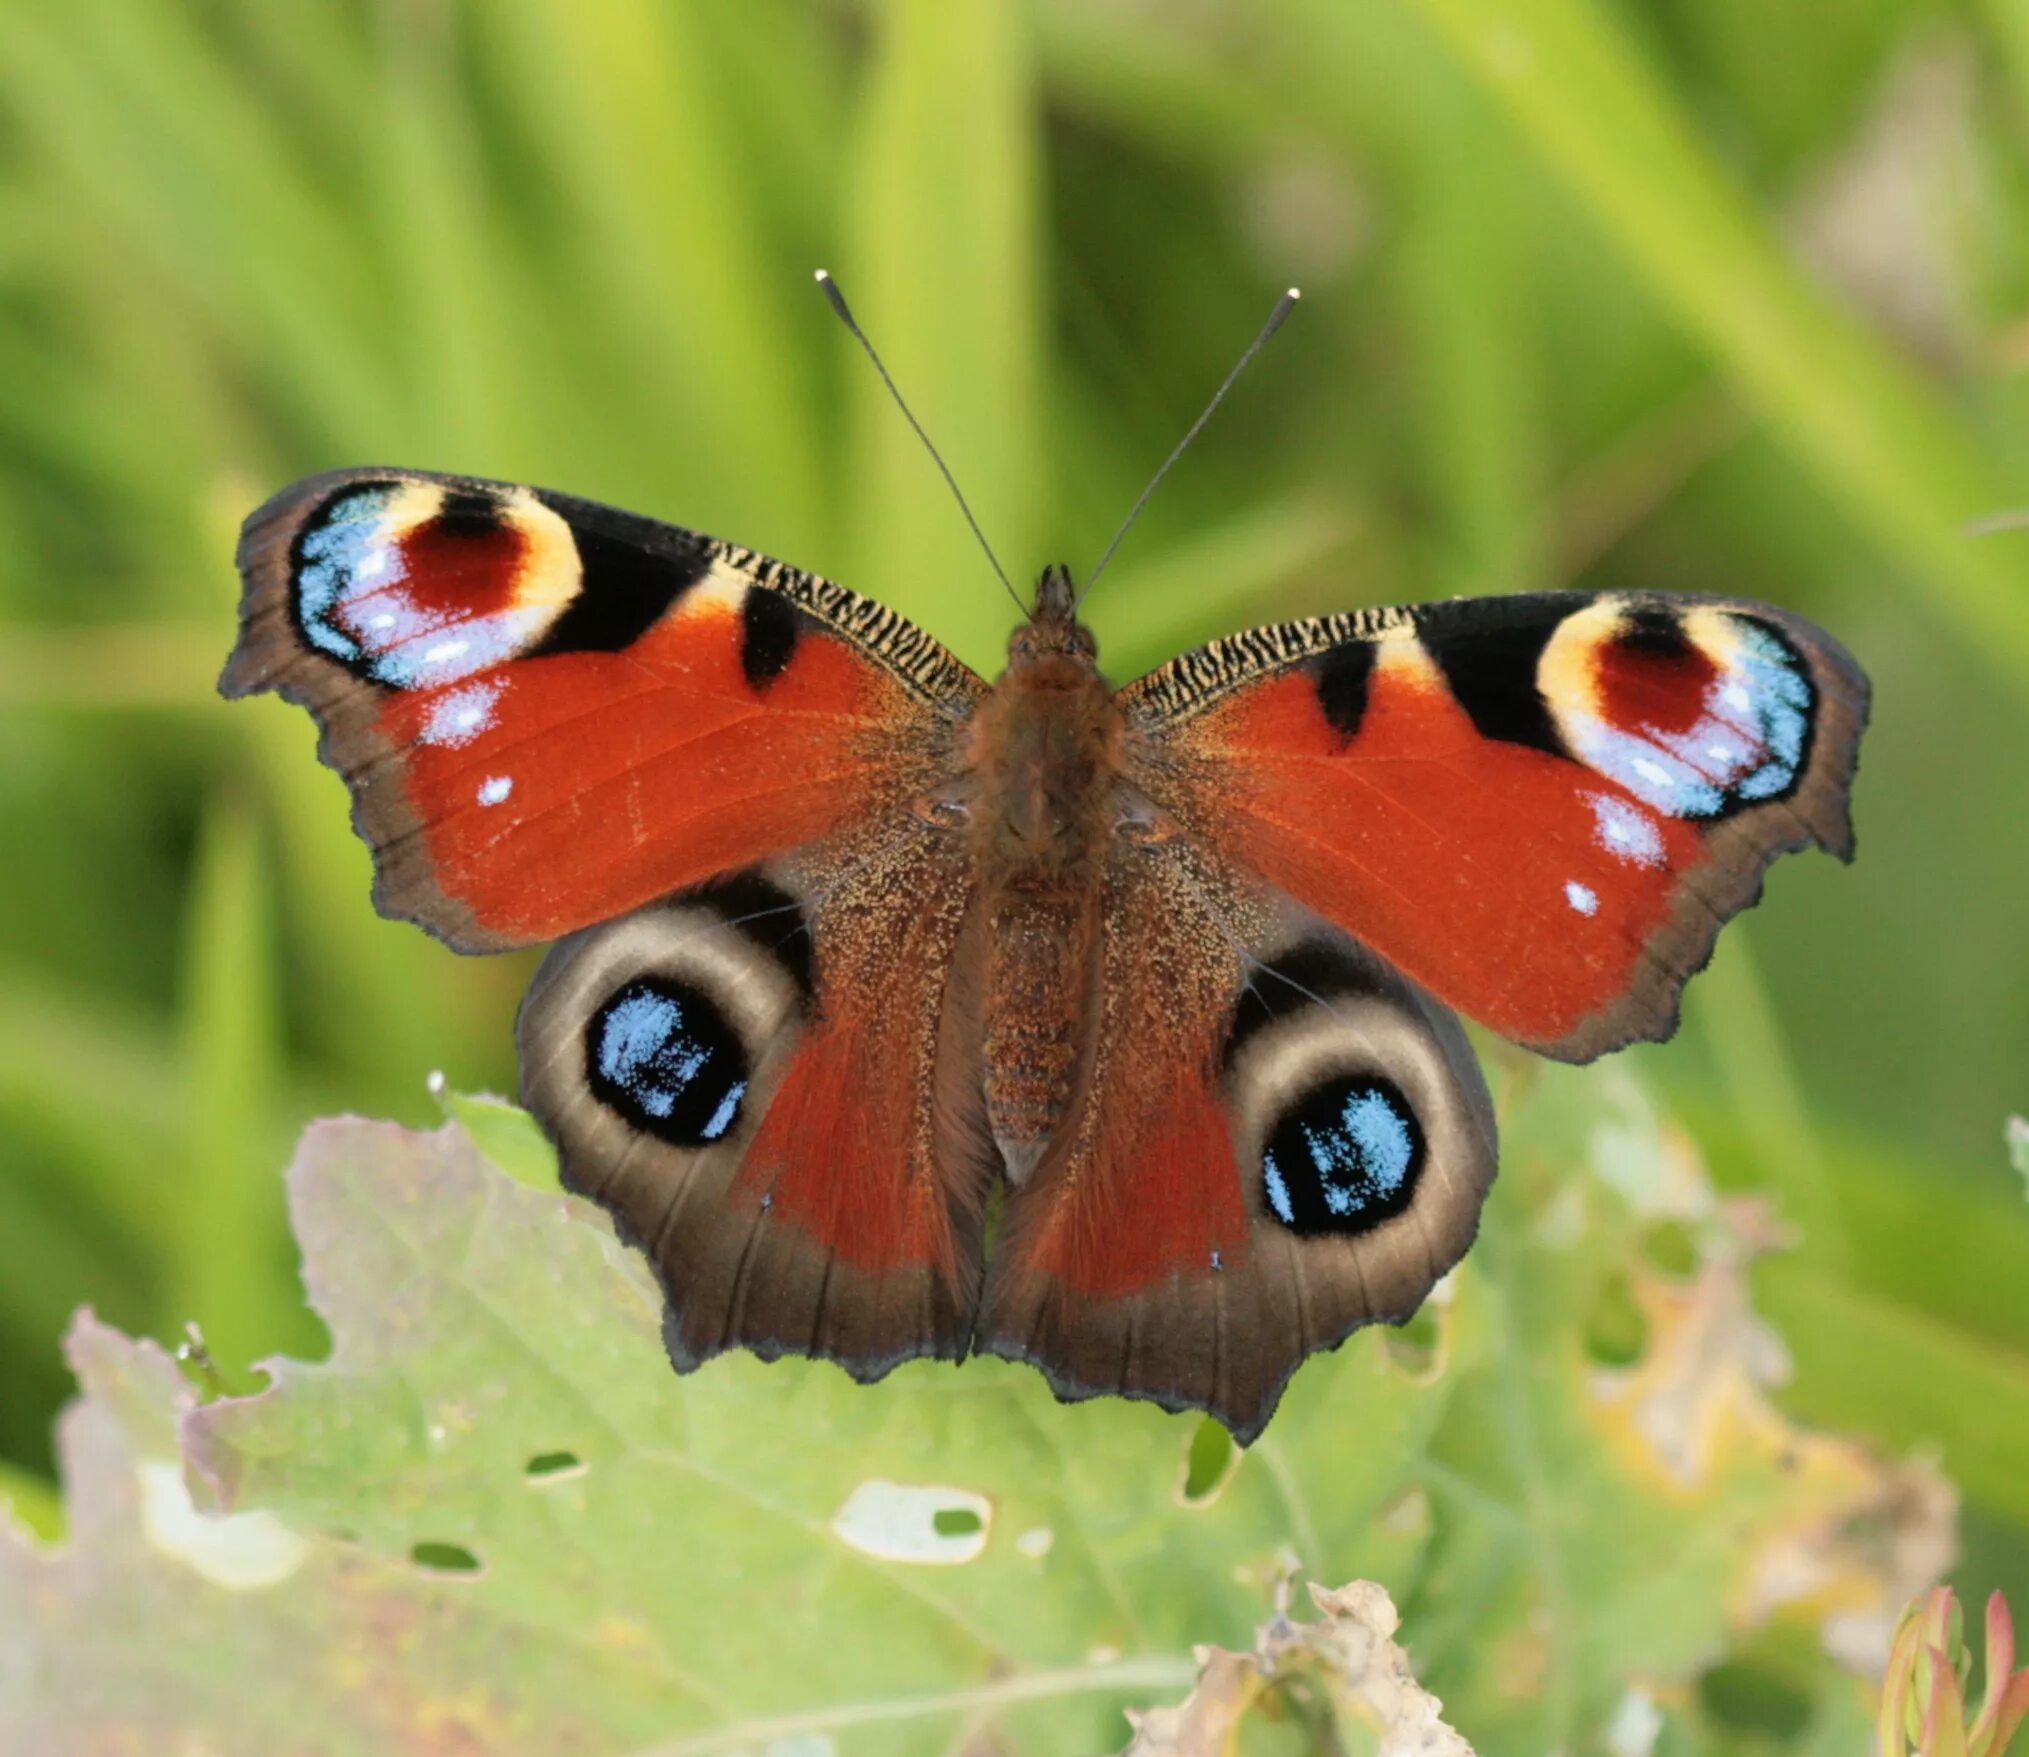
[1262, 1076, 1423, 1237]
[587, 977, 749, 1147]
[294, 485, 399, 664]
[289, 482, 536, 689]
[1572, 614, 1815, 820]
[1725, 620, 1812, 803]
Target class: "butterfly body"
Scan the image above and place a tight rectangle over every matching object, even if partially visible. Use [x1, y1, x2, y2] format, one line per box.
[226, 466, 1868, 1442]
[955, 566, 1136, 1179]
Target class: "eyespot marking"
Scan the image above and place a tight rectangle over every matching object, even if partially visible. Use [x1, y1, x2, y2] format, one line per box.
[289, 481, 577, 687]
[1261, 1075, 1423, 1237]
[525, 490, 710, 655]
[686, 870, 817, 1006]
[1223, 938, 1380, 1068]
[434, 488, 502, 535]
[586, 976, 750, 1147]
[293, 483, 403, 666]
[1544, 602, 1817, 820]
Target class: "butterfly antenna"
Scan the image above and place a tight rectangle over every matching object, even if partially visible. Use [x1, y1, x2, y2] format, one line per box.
[1078, 287, 1301, 610]
[815, 270, 1025, 618]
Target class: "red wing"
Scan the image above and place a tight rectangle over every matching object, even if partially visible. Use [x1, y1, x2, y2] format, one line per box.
[518, 838, 993, 1378]
[978, 842, 1496, 1445]
[1118, 592, 1868, 1061]
[223, 469, 984, 951]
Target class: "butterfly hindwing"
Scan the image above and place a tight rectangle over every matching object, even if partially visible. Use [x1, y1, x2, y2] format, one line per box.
[977, 833, 1497, 1444]
[518, 827, 995, 1380]
[224, 469, 985, 951]
[1119, 591, 1867, 1061]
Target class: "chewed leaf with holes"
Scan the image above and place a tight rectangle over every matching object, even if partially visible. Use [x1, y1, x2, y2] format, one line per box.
[0, 1115, 1456, 1757]
[1404, 1067, 1957, 1752]
[0, 1081, 1945, 1756]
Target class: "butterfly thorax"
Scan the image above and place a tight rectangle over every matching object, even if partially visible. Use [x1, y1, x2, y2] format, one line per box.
[963, 569, 1123, 1183]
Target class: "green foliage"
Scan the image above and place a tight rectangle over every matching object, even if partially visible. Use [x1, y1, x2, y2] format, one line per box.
[0, 1072, 1954, 1753]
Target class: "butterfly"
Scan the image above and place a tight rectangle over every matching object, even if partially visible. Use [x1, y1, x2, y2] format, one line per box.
[221, 298, 1867, 1445]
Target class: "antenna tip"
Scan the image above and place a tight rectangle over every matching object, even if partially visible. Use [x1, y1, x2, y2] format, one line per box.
[814, 269, 854, 325]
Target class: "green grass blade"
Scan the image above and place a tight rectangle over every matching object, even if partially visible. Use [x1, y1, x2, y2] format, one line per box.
[472, 0, 824, 552]
[1385, 50, 1546, 601]
[841, 0, 1048, 670]
[1394, 0, 2029, 687]
[1685, 930, 1851, 1270]
[0, 975, 184, 1244]
[172, 792, 309, 1376]
[363, 17, 529, 468]
[0, 1, 398, 448]
[1758, 1259, 2029, 1523]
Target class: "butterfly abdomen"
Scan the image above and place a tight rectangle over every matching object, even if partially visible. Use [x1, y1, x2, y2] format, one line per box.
[979, 886, 1099, 1182]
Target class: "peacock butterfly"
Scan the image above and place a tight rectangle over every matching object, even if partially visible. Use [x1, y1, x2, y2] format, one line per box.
[221, 286, 1867, 1444]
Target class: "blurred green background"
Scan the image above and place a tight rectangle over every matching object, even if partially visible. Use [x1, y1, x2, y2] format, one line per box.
[0, 0, 2024, 1669]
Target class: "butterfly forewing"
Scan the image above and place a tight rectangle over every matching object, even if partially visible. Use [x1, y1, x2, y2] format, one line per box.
[1118, 590, 1868, 1061]
[223, 468, 984, 951]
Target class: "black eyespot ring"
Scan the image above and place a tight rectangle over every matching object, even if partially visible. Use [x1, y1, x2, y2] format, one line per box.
[1261, 1075, 1423, 1237]
[586, 977, 750, 1147]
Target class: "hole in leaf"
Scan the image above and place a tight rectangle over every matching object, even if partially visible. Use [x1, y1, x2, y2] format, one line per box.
[1583, 1271, 1648, 1367]
[1696, 1659, 1812, 1738]
[830, 1481, 991, 1563]
[1181, 1416, 1236, 1504]
[410, 1541, 482, 1575]
[1641, 1219, 1699, 1279]
[525, 1450, 582, 1480]
[1382, 1301, 1442, 1376]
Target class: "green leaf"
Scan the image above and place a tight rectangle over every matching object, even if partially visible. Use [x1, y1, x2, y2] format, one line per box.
[1410, 1066, 1956, 1751]
[431, 1083, 561, 1194]
[6, 1118, 1446, 1753]
[1, 1068, 1945, 1754]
